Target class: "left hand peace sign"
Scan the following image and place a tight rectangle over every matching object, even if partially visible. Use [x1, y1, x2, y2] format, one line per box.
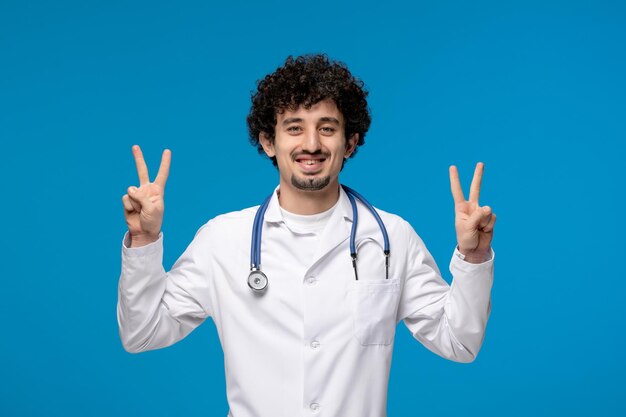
[449, 162, 496, 263]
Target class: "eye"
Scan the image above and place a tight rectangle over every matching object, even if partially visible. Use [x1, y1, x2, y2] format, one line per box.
[287, 126, 302, 133]
[320, 126, 336, 134]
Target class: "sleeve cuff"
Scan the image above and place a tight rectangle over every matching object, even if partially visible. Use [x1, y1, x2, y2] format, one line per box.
[450, 249, 496, 280]
[454, 246, 494, 263]
[121, 231, 163, 257]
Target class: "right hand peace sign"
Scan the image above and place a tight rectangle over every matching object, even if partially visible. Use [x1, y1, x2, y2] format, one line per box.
[449, 162, 496, 263]
[121, 145, 171, 247]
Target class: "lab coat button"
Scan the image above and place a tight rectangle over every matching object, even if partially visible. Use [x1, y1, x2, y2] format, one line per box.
[310, 402, 320, 412]
[306, 277, 317, 285]
[310, 340, 320, 349]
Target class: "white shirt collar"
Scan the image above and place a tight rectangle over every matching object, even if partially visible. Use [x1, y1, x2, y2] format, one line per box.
[263, 184, 354, 224]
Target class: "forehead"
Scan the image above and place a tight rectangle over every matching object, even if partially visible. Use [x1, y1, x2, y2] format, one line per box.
[276, 99, 344, 123]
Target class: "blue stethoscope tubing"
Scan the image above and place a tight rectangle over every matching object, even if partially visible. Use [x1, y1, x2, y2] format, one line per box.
[248, 185, 390, 292]
[343, 185, 390, 281]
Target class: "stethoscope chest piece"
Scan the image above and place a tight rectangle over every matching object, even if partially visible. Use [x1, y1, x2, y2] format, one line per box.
[247, 185, 390, 292]
[248, 269, 268, 292]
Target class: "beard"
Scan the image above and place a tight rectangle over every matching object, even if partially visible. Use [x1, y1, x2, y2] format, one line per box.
[291, 174, 331, 191]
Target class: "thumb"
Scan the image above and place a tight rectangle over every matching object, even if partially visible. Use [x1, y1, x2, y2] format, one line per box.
[467, 206, 490, 230]
[478, 206, 492, 229]
[122, 193, 141, 212]
[127, 186, 152, 209]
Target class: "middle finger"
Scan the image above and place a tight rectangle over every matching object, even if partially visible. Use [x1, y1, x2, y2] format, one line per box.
[132, 145, 150, 185]
[469, 162, 484, 202]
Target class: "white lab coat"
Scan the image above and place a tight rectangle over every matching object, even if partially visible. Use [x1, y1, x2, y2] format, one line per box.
[117, 186, 494, 417]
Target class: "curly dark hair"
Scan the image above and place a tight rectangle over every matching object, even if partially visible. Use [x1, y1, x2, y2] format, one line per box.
[247, 54, 371, 166]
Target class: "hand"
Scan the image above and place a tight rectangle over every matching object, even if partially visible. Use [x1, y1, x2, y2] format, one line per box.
[449, 162, 496, 263]
[121, 145, 171, 247]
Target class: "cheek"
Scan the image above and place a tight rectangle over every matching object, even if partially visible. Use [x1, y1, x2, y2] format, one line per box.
[275, 150, 292, 168]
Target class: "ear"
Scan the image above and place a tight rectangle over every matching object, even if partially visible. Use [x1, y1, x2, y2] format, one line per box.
[344, 133, 359, 158]
[259, 132, 275, 157]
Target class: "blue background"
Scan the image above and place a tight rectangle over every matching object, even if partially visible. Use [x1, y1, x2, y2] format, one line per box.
[1, 0, 624, 415]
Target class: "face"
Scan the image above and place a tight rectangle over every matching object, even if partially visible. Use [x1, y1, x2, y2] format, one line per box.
[260, 99, 358, 194]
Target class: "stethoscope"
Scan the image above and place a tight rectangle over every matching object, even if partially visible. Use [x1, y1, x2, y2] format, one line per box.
[247, 185, 390, 292]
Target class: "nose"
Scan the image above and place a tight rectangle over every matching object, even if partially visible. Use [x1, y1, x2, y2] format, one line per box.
[301, 129, 322, 153]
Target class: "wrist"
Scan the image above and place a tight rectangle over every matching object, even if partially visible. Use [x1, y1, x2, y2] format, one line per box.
[457, 247, 491, 264]
[129, 232, 160, 248]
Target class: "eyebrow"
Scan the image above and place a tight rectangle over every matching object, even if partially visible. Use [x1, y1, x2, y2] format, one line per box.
[281, 117, 341, 125]
[282, 117, 303, 125]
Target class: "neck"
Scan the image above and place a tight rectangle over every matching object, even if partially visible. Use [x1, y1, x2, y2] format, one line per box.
[278, 180, 340, 215]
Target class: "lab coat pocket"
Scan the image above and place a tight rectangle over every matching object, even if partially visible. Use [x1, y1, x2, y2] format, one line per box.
[351, 278, 401, 346]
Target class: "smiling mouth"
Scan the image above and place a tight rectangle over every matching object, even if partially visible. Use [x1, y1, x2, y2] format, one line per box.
[296, 158, 326, 165]
[295, 157, 327, 172]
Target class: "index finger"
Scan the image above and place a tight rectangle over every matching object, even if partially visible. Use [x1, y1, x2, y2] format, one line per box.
[469, 162, 484, 202]
[154, 149, 171, 188]
[132, 145, 150, 185]
[449, 165, 465, 203]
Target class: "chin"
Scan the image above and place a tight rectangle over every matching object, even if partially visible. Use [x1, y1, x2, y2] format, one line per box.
[291, 174, 332, 191]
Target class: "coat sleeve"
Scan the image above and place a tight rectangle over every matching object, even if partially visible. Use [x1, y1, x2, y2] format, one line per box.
[397, 221, 494, 363]
[116, 224, 214, 353]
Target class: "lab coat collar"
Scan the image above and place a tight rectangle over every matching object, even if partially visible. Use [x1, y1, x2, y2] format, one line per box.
[263, 184, 353, 272]
[262, 184, 354, 224]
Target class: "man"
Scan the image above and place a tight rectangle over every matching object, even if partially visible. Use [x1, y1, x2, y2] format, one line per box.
[118, 54, 496, 417]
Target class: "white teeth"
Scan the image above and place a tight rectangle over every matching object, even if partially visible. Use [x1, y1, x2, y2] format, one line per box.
[304, 160, 318, 165]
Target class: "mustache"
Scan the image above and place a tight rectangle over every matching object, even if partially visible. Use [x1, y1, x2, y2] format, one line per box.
[292, 150, 330, 159]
